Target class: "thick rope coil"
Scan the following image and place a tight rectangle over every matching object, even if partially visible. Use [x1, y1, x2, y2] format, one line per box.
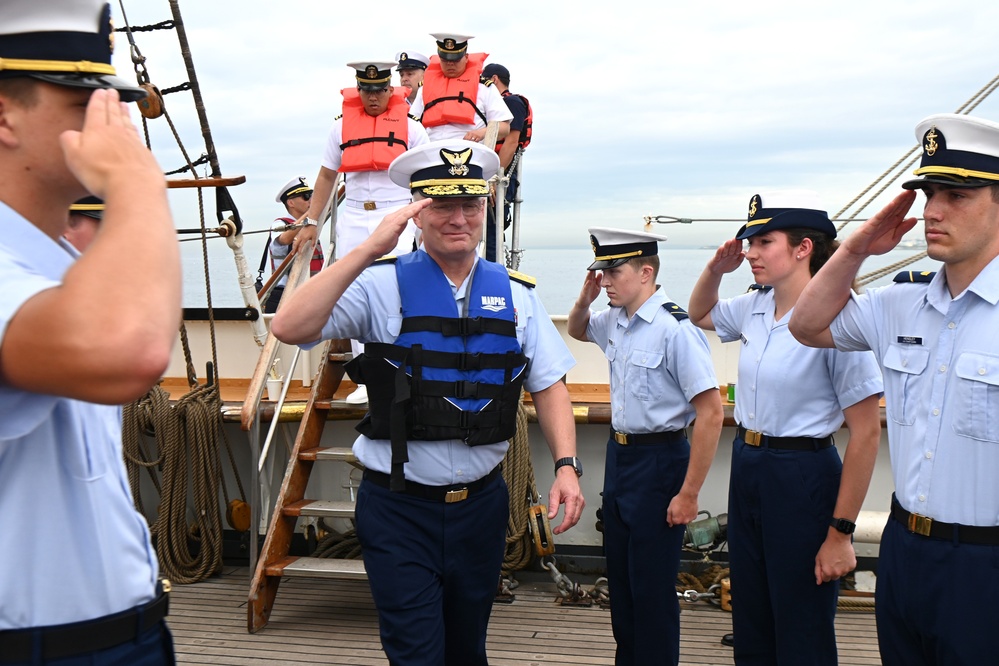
[501, 398, 537, 575]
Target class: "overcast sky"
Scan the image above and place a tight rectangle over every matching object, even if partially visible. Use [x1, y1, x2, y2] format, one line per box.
[116, 0, 999, 250]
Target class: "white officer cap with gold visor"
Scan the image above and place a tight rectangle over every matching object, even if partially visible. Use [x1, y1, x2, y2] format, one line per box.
[587, 227, 668, 270]
[902, 114, 999, 189]
[0, 0, 145, 102]
[389, 140, 500, 198]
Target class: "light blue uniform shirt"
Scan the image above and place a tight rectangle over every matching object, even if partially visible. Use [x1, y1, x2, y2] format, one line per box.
[311, 252, 575, 486]
[712, 289, 883, 438]
[830, 258, 999, 527]
[586, 288, 718, 433]
[0, 203, 158, 629]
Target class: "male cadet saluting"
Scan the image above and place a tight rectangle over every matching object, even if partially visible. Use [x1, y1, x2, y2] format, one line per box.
[568, 228, 723, 666]
[0, 0, 180, 663]
[294, 60, 429, 404]
[410, 33, 513, 143]
[790, 114, 999, 666]
[395, 51, 429, 105]
[272, 139, 583, 666]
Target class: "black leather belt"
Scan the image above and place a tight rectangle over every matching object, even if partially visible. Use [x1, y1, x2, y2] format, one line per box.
[363, 466, 501, 503]
[0, 581, 170, 663]
[611, 428, 686, 445]
[890, 494, 999, 546]
[737, 425, 834, 451]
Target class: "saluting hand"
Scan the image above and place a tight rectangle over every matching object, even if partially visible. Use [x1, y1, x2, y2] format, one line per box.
[576, 271, 603, 308]
[60, 88, 163, 199]
[842, 190, 918, 257]
[363, 199, 433, 258]
[708, 238, 746, 275]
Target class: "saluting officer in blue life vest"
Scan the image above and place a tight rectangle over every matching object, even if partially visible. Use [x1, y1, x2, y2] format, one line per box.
[567, 228, 724, 666]
[791, 114, 999, 666]
[689, 192, 883, 665]
[271, 139, 584, 666]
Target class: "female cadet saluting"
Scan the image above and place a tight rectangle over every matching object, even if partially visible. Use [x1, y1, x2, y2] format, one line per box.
[687, 191, 883, 665]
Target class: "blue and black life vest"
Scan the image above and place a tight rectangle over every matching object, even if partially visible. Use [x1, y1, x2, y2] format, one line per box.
[346, 251, 528, 490]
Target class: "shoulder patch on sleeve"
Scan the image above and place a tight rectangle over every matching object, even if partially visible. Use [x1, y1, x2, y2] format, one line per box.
[371, 255, 398, 265]
[480, 77, 494, 87]
[893, 270, 935, 283]
[507, 268, 536, 288]
[662, 301, 690, 322]
[408, 114, 420, 122]
[747, 283, 773, 293]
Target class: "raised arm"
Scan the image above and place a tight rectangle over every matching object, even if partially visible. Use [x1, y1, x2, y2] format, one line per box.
[688, 238, 745, 329]
[814, 393, 881, 584]
[1, 89, 180, 404]
[271, 199, 431, 345]
[567, 272, 602, 341]
[791, 191, 918, 348]
[531, 379, 585, 535]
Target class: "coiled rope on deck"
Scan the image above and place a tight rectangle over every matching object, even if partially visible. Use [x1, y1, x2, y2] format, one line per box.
[501, 399, 537, 575]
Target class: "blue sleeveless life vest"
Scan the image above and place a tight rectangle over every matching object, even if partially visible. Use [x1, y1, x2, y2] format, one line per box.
[347, 251, 528, 490]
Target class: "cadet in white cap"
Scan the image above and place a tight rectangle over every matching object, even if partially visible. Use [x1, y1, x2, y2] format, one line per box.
[257, 177, 326, 313]
[568, 227, 723, 666]
[410, 33, 513, 143]
[272, 139, 583, 666]
[395, 51, 429, 105]
[0, 0, 178, 661]
[791, 114, 999, 665]
[294, 60, 430, 404]
[689, 192, 882, 664]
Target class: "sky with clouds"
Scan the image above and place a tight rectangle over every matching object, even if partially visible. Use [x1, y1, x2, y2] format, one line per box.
[117, 0, 999, 251]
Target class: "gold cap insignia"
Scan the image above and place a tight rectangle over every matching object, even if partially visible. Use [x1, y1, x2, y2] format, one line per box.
[441, 147, 472, 176]
[748, 194, 760, 218]
[400, 52, 408, 61]
[925, 127, 939, 156]
[365, 65, 378, 79]
[444, 39, 456, 49]
[590, 235, 598, 253]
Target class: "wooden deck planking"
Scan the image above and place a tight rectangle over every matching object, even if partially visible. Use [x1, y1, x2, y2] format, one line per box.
[166, 567, 881, 665]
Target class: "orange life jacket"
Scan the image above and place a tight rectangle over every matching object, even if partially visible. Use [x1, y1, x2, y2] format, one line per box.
[338, 88, 410, 172]
[420, 53, 488, 127]
[494, 89, 533, 153]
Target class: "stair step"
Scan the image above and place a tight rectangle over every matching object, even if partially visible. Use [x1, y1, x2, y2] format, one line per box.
[298, 446, 358, 464]
[284, 499, 355, 518]
[267, 556, 367, 580]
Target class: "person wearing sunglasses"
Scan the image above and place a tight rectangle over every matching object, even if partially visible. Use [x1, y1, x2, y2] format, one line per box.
[265, 177, 326, 314]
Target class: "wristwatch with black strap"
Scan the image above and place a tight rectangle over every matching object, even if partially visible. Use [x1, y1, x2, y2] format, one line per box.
[830, 517, 856, 535]
[554, 456, 582, 478]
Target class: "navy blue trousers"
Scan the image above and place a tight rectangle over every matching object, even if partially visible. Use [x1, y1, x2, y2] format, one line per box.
[602, 435, 689, 666]
[876, 516, 999, 665]
[6, 621, 174, 666]
[355, 474, 509, 666]
[727, 436, 841, 666]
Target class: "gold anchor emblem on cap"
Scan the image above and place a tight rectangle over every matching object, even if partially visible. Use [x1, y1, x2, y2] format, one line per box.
[365, 65, 378, 78]
[749, 194, 760, 218]
[925, 127, 939, 156]
[400, 52, 408, 60]
[444, 39, 456, 49]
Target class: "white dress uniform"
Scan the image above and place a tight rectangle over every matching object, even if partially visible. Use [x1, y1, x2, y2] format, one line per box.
[0, 204, 159, 629]
[410, 83, 513, 141]
[321, 116, 429, 258]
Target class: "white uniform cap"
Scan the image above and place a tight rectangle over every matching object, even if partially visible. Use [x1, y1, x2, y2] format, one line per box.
[586, 227, 668, 270]
[736, 190, 835, 240]
[431, 33, 474, 61]
[388, 140, 500, 198]
[903, 113, 999, 189]
[347, 61, 397, 90]
[395, 52, 429, 70]
[0, 0, 145, 102]
[275, 176, 312, 203]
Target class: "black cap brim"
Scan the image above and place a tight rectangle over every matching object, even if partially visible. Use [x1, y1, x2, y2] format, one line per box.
[901, 175, 997, 190]
[438, 51, 465, 62]
[586, 258, 630, 270]
[28, 73, 147, 103]
[357, 83, 390, 92]
[397, 64, 427, 71]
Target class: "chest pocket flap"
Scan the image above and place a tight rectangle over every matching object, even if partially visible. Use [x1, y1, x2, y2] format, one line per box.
[883, 344, 929, 375]
[955, 352, 999, 387]
[882, 344, 929, 426]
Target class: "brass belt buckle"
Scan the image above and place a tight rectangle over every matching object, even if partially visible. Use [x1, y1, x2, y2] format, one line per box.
[907, 511, 933, 536]
[445, 488, 468, 503]
[363, 201, 377, 211]
[745, 429, 762, 446]
[613, 431, 628, 445]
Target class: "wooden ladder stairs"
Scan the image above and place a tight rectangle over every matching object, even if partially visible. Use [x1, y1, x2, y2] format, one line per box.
[247, 337, 367, 632]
